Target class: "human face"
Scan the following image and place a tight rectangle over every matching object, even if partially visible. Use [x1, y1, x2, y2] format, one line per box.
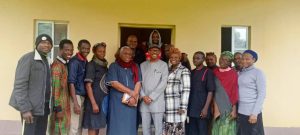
[234, 53, 242, 67]
[120, 48, 133, 63]
[193, 53, 204, 67]
[61, 43, 74, 60]
[181, 53, 187, 61]
[205, 55, 217, 68]
[37, 40, 53, 54]
[170, 53, 181, 66]
[126, 36, 138, 49]
[95, 47, 106, 60]
[164, 45, 171, 58]
[152, 32, 159, 44]
[149, 47, 161, 60]
[78, 43, 90, 57]
[242, 53, 255, 68]
[219, 55, 231, 69]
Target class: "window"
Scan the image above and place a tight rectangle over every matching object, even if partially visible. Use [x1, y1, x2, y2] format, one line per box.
[221, 26, 250, 53]
[35, 20, 69, 60]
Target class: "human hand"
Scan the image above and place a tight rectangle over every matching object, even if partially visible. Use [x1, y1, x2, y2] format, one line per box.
[248, 114, 257, 124]
[22, 111, 34, 123]
[56, 111, 64, 120]
[128, 97, 137, 107]
[92, 103, 100, 113]
[230, 109, 237, 119]
[74, 103, 81, 114]
[143, 96, 152, 105]
[200, 108, 208, 118]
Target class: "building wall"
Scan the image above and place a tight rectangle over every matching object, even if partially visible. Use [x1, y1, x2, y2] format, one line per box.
[0, 0, 300, 127]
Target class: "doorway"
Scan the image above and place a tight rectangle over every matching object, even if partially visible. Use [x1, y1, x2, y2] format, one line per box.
[119, 23, 176, 48]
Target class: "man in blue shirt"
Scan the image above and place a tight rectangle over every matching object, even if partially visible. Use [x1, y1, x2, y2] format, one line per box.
[68, 39, 91, 135]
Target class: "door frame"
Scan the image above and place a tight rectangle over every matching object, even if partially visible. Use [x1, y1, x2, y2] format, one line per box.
[118, 23, 176, 45]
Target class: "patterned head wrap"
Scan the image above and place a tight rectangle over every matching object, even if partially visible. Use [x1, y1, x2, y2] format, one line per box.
[221, 51, 234, 61]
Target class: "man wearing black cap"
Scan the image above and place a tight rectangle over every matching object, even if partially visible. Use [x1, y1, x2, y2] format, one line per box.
[140, 44, 168, 135]
[9, 34, 53, 135]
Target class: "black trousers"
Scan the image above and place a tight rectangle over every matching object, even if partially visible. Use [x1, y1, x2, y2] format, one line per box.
[237, 113, 265, 135]
[186, 117, 209, 135]
[23, 114, 48, 135]
[22, 103, 50, 135]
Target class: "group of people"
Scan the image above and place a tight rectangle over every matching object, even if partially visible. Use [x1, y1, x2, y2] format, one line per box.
[9, 29, 266, 135]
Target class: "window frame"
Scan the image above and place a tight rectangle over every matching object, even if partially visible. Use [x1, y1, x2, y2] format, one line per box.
[35, 20, 69, 61]
[231, 26, 250, 53]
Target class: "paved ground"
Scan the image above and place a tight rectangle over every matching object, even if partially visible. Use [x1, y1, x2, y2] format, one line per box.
[1, 120, 300, 135]
[0, 120, 145, 135]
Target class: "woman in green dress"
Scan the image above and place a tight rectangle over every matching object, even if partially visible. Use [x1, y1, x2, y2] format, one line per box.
[212, 51, 238, 135]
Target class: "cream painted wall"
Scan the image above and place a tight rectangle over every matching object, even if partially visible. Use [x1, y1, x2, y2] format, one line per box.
[1, 0, 299, 127]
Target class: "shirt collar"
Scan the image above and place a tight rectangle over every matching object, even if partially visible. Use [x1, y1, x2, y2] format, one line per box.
[33, 49, 52, 65]
[76, 52, 87, 61]
[242, 65, 255, 72]
[56, 56, 68, 64]
[196, 65, 204, 70]
[170, 63, 182, 73]
[34, 49, 43, 60]
[219, 67, 232, 72]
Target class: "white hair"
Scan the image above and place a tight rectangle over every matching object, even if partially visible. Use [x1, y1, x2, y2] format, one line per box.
[120, 46, 132, 54]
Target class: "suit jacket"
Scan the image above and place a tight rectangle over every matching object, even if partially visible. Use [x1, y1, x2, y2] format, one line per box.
[140, 60, 168, 113]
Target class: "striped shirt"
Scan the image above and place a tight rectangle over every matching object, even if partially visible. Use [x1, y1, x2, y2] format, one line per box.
[165, 63, 191, 123]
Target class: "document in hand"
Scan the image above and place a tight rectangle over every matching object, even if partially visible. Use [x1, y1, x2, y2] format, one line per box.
[121, 93, 138, 106]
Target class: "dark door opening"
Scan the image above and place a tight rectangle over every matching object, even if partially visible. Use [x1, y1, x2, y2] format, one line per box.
[120, 27, 173, 48]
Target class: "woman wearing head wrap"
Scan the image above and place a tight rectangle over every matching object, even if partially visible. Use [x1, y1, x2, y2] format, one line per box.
[106, 46, 142, 135]
[237, 50, 266, 135]
[212, 51, 238, 135]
